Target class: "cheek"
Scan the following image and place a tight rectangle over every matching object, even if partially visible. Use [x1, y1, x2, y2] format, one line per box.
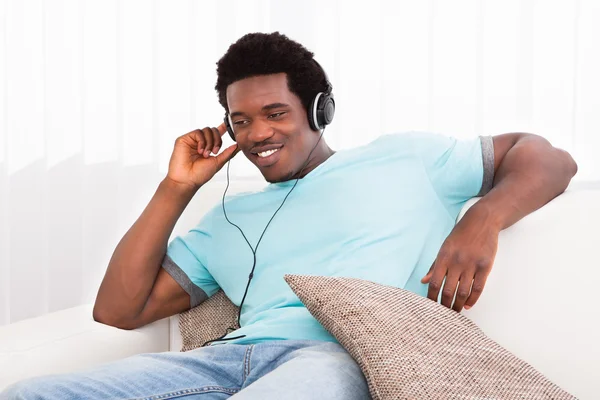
[291, 113, 310, 131]
[235, 137, 251, 153]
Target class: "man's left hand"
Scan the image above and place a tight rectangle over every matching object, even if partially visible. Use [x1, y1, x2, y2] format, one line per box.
[421, 205, 500, 312]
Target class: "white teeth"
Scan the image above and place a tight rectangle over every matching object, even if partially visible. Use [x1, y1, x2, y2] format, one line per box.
[258, 148, 279, 158]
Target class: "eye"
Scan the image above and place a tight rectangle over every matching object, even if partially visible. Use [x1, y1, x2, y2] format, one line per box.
[268, 112, 286, 119]
[233, 120, 249, 126]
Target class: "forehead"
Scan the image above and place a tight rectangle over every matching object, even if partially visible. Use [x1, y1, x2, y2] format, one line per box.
[226, 73, 301, 114]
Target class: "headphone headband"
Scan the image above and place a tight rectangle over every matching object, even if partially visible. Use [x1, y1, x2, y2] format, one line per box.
[312, 59, 333, 95]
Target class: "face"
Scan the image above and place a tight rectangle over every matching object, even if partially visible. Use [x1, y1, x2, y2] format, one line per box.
[226, 73, 320, 183]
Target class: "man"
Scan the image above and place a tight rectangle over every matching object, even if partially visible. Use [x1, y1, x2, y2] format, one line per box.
[1, 32, 577, 399]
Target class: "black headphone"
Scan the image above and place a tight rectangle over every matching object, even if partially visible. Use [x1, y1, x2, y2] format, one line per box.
[223, 59, 335, 141]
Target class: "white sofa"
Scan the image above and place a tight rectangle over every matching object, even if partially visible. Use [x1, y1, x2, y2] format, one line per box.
[1, 188, 599, 399]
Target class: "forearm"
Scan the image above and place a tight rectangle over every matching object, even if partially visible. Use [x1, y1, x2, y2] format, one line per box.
[468, 134, 578, 230]
[94, 177, 198, 322]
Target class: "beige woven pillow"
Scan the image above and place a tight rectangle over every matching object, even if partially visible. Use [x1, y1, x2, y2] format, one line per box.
[178, 289, 239, 352]
[284, 274, 575, 400]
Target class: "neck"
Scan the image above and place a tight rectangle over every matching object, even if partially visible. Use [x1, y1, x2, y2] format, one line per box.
[293, 142, 336, 180]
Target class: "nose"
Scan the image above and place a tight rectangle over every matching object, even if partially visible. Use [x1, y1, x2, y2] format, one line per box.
[247, 117, 275, 143]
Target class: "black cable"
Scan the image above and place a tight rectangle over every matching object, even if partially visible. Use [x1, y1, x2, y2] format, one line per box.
[201, 128, 327, 347]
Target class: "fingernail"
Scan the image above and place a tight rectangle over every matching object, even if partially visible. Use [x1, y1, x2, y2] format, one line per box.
[213, 147, 219, 154]
[204, 150, 210, 157]
[464, 305, 471, 310]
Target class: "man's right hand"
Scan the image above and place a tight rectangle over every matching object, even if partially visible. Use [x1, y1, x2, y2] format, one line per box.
[166, 123, 239, 190]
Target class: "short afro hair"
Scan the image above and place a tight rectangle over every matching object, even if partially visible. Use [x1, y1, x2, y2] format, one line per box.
[215, 32, 329, 114]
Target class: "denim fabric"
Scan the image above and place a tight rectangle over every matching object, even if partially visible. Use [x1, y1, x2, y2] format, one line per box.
[1, 340, 370, 400]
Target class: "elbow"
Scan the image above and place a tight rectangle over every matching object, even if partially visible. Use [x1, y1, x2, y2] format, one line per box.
[529, 133, 578, 180]
[554, 148, 578, 181]
[548, 149, 578, 196]
[92, 304, 140, 331]
[512, 134, 578, 189]
[535, 132, 578, 178]
[564, 150, 578, 178]
[92, 304, 121, 328]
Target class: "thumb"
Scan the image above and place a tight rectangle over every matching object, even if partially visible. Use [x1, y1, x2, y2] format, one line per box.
[214, 144, 240, 170]
[421, 263, 435, 284]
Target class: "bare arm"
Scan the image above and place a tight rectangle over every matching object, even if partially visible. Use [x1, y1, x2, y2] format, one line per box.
[476, 132, 578, 229]
[423, 133, 578, 312]
[92, 177, 198, 329]
[93, 123, 239, 330]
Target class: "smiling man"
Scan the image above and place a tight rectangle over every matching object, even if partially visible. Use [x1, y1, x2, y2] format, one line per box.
[1, 32, 577, 400]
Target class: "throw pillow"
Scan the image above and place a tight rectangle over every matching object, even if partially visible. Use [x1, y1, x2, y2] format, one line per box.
[178, 289, 239, 351]
[284, 274, 575, 400]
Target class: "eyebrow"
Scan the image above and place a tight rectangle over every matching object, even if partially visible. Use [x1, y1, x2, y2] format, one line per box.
[230, 103, 290, 118]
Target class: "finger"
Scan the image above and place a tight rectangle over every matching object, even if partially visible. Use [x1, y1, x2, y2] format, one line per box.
[421, 263, 434, 284]
[192, 130, 206, 156]
[202, 127, 214, 158]
[440, 270, 461, 309]
[214, 144, 240, 170]
[426, 260, 448, 303]
[452, 272, 474, 312]
[464, 270, 490, 310]
[217, 122, 228, 136]
[210, 127, 223, 154]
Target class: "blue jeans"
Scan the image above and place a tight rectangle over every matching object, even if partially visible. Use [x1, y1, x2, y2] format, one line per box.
[1, 340, 370, 399]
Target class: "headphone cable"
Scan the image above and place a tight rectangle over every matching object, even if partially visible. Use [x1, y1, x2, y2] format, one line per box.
[201, 128, 327, 347]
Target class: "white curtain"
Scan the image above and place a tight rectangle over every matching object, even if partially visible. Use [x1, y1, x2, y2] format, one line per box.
[1, 0, 599, 326]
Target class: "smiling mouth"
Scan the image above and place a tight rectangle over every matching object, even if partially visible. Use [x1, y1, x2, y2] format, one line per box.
[253, 146, 283, 167]
[257, 148, 280, 158]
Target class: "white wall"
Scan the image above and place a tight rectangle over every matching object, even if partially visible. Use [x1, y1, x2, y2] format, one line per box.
[1, 0, 599, 325]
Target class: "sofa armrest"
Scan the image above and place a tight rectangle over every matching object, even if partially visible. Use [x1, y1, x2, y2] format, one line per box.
[0, 304, 170, 391]
[460, 190, 600, 398]
[170, 315, 183, 352]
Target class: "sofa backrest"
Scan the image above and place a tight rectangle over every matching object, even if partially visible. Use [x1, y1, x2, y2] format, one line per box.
[461, 189, 599, 398]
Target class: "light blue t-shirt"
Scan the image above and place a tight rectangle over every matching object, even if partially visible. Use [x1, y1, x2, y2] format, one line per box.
[162, 131, 495, 345]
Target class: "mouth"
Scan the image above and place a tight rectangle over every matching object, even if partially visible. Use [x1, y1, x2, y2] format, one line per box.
[252, 146, 283, 167]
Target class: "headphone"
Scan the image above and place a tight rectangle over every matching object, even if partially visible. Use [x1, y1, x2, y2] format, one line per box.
[223, 59, 335, 140]
[202, 59, 334, 347]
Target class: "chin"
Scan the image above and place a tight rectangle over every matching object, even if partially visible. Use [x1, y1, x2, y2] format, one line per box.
[261, 166, 297, 184]
[263, 172, 289, 184]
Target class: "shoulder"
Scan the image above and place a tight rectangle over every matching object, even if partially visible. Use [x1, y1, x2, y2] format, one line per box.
[362, 130, 452, 158]
[368, 130, 451, 149]
[383, 131, 485, 159]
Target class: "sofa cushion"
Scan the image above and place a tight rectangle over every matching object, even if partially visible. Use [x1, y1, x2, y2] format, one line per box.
[284, 274, 575, 400]
[178, 289, 239, 351]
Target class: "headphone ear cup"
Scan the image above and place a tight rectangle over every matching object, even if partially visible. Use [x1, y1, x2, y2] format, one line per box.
[312, 93, 335, 130]
[320, 95, 335, 126]
[307, 94, 319, 131]
[224, 114, 236, 141]
[308, 92, 323, 131]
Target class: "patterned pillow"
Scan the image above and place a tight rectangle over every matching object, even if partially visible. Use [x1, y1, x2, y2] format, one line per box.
[178, 289, 239, 352]
[284, 274, 575, 400]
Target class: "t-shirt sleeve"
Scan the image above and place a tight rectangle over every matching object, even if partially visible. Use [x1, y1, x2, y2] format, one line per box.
[161, 211, 220, 308]
[409, 131, 495, 214]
